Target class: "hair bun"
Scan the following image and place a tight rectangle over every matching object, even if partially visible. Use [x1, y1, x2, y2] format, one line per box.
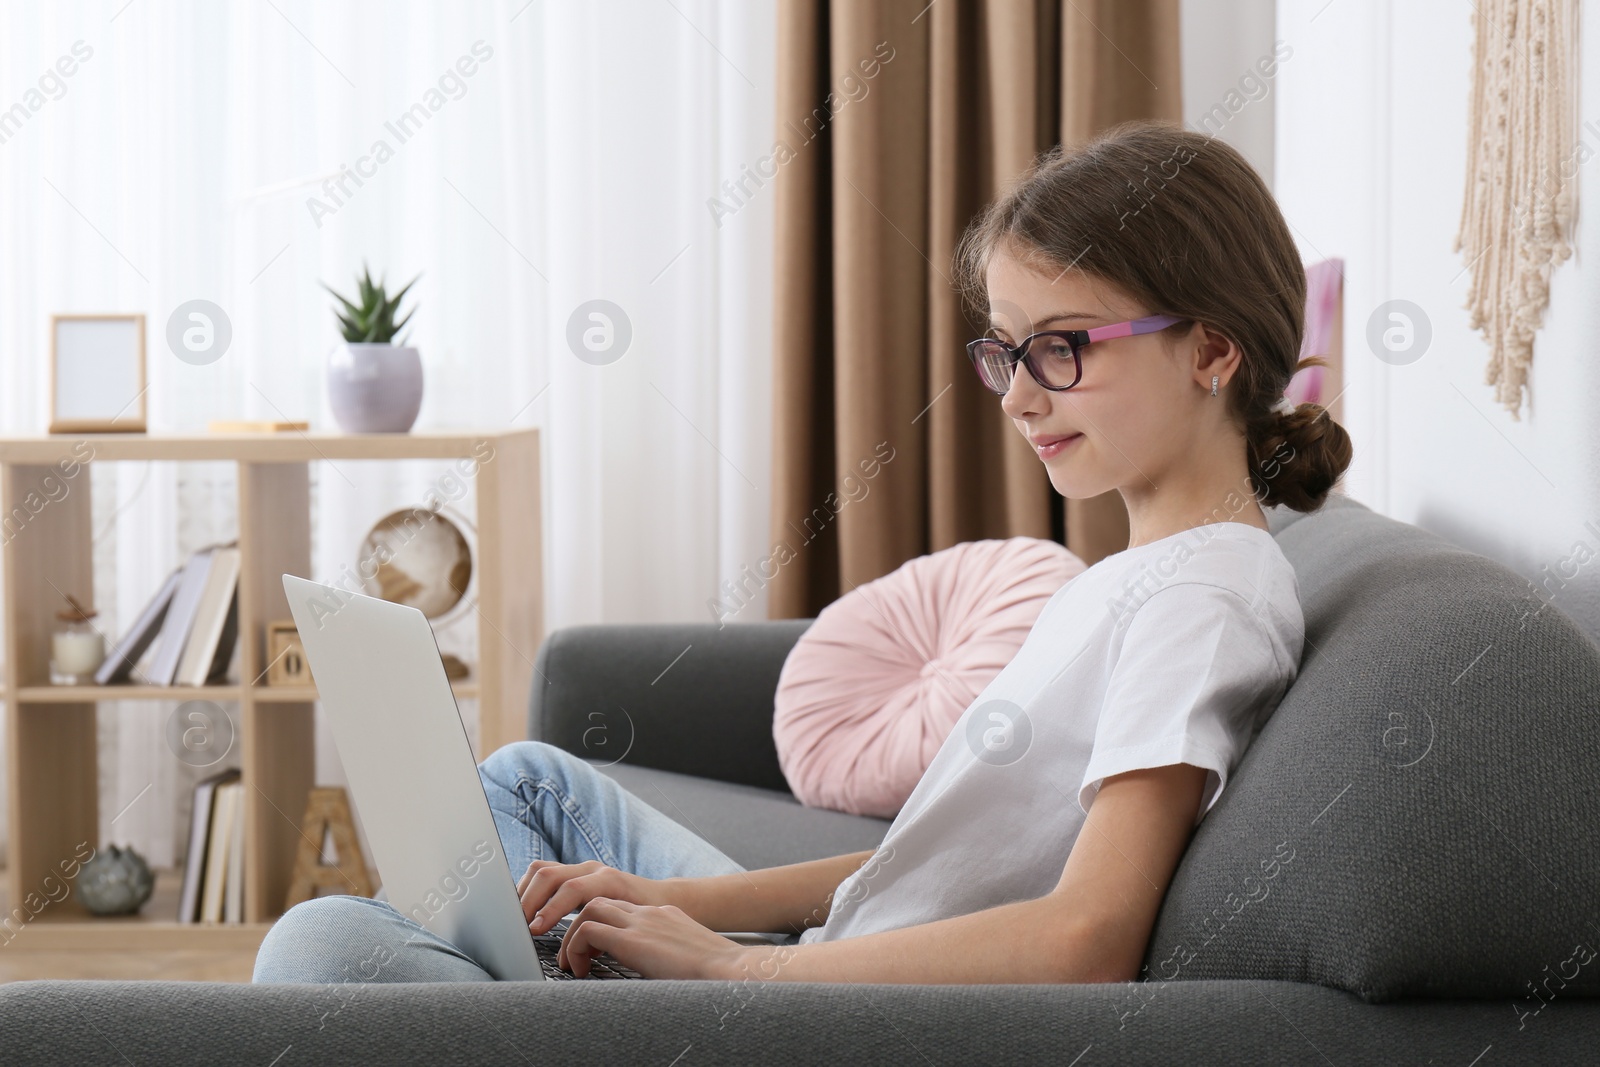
[1251, 401, 1353, 512]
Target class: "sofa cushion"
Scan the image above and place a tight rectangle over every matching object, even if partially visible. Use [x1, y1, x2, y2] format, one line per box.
[1144, 493, 1600, 1003]
[589, 759, 890, 872]
[772, 537, 1084, 817]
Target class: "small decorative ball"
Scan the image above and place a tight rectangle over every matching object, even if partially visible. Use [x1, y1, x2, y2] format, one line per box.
[75, 844, 156, 916]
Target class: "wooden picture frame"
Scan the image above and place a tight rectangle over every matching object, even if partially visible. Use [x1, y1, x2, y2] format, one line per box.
[49, 313, 148, 434]
[266, 619, 313, 686]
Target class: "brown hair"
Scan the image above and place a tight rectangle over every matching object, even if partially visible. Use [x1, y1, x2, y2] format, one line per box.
[953, 119, 1352, 513]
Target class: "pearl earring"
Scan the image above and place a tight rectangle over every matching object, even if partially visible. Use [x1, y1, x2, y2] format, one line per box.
[1211, 375, 1219, 396]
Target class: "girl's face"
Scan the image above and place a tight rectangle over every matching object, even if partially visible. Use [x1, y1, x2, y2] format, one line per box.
[984, 247, 1207, 501]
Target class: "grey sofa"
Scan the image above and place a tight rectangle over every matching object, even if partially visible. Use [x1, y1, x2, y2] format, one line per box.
[4, 493, 1599, 1064]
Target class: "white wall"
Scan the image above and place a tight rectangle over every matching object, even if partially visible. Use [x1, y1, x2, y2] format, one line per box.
[1198, 0, 1600, 644]
[1181, 0, 1279, 186]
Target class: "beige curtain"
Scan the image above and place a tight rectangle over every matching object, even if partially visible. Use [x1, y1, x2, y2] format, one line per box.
[769, 0, 1181, 619]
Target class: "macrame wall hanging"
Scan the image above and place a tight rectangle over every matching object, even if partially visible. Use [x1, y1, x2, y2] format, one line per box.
[1454, 0, 1581, 421]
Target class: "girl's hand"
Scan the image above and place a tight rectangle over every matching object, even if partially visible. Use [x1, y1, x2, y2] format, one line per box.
[555, 897, 756, 980]
[517, 859, 668, 934]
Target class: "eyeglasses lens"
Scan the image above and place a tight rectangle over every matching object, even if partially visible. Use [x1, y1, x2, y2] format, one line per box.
[970, 342, 1015, 392]
[970, 336, 1079, 393]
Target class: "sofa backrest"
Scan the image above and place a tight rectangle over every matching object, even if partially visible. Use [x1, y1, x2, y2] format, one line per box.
[1143, 492, 1600, 1003]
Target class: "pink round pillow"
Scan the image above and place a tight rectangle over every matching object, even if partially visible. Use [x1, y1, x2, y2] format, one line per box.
[773, 537, 1086, 818]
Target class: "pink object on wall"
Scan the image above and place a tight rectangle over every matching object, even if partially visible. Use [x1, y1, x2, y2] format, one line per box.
[1285, 256, 1343, 407]
[772, 537, 1086, 818]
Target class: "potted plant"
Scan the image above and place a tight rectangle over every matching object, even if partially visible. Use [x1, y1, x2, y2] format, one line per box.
[323, 264, 424, 433]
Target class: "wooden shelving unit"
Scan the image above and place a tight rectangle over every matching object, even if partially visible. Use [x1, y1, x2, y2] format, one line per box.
[1, 429, 541, 948]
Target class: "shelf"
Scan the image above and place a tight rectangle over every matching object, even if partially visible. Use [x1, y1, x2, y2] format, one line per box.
[0, 867, 273, 953]
[12, 918, 274, 952]
[0, 427, 533, 463]
[252, 680, 479, 702]
[10, 681, 480, 704]
[15, 684, 241, 703]
[3, 427, 541, 936]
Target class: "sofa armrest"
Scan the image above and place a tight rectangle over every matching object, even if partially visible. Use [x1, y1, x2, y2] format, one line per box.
[526, 620, 813, 793]
[7, 978, 1598, 1065]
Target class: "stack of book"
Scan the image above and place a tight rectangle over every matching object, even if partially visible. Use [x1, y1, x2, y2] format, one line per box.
[179, 768, 245, 923]
[95, 542, 242, 687]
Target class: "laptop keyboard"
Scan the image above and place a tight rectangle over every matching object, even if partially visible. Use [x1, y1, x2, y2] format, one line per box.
[532, 918, 644, 980]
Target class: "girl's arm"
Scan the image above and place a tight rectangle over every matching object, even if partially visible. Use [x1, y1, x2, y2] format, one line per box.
[727, 763, 1208, 984]
[664, 849, 878, 935]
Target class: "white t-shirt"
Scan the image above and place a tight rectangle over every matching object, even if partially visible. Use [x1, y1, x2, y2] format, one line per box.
[798, 520, 1304, 945]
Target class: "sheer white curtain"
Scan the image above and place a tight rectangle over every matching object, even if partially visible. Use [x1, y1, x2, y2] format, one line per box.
[0, 0, 776, 869]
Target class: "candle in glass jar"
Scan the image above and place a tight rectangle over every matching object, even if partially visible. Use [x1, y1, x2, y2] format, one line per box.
[52, 629, 105, 676]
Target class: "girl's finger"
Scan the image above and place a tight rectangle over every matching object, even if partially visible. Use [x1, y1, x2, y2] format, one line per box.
[557, 898, 630, 974]
[531, 866, 631, 930]
[516, 859, 562, 896]
[533, 880, 587, 932]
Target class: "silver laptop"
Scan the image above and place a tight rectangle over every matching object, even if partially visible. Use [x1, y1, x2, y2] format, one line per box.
[283, 575, 647, 981]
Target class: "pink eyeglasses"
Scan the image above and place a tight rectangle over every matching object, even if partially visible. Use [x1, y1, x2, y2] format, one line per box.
[967, 313, 1192, 394]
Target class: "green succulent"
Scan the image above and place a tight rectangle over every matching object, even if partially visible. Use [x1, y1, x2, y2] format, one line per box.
[323, 263, 420, 344]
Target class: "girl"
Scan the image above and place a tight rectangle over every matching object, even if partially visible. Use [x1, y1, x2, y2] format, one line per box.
[254, 119, 1352, 986]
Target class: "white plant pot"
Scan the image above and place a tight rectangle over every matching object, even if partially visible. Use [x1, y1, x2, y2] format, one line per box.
[328, 342, 423, 433]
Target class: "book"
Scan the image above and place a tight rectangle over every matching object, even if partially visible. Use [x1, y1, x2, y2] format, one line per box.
[179, 767, 240, 923]
[224, 778, 245, 924]
[145, 548, 219, 687]
[201, 781, 240, 923]
[209, 592, 240, 683]
[94, 567, 182, 685]
[175, 547, 241, 686]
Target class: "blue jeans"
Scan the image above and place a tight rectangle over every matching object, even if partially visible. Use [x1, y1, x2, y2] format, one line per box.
[252, 740, 752, 984]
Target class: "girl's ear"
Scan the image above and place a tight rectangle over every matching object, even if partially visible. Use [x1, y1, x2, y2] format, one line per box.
[1191, 323, 1243, 389]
